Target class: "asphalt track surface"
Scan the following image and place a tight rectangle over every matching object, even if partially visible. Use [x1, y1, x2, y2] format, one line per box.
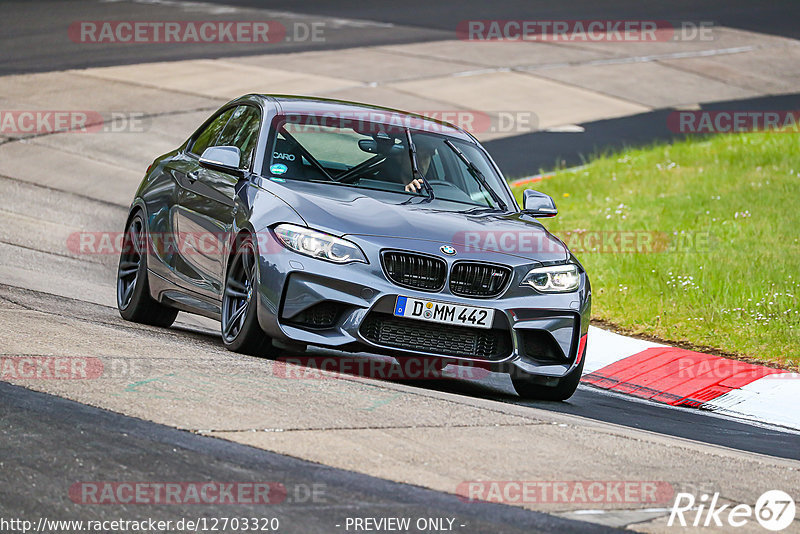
[3, 0, 799, 75]
[0, 381, 618, 534]
[2, 1, 800, 531]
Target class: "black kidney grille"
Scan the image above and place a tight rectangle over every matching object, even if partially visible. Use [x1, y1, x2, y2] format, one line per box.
[382, 251, 446, 291]
[449, 262, 511, 297]
[361, 313, 510, 360]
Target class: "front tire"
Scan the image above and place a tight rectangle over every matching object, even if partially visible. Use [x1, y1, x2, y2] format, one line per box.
[221, 234, 275, 357]
[117, 212, 178, 328]
[511, 357, 584, 401]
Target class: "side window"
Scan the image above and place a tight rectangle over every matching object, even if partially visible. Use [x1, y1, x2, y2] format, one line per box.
[217, 105, 261, 170]
[190, 108, 234, 157]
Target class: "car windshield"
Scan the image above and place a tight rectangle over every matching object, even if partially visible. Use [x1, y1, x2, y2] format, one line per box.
[264, 114, 510, 209]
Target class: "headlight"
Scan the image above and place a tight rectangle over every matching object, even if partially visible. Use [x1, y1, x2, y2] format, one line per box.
[521, 264, 580, 292]
[273, 223, 367, 264]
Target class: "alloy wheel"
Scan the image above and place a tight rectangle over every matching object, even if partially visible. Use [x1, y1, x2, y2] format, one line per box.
[117, 216, 144, 309]
[222, 240, 256, 343]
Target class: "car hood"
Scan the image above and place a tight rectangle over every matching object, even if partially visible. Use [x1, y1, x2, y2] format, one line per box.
[264, 180, 568, 263]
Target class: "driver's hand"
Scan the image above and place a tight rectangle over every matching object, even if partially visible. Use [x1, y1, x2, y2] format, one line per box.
[405, 178, 424, 193]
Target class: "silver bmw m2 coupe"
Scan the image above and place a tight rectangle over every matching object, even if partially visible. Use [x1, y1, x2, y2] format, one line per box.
[117, 94, 591, 400]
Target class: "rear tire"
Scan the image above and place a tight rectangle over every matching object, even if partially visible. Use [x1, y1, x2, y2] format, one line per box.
[511, 357, 584, 401]
[117, 212, 178, 328]
[221, 234, 275, 357]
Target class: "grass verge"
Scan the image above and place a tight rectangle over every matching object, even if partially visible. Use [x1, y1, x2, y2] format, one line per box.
[512, 132, 800, 369]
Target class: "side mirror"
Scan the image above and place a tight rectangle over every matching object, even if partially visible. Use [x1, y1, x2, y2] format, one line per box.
[522, 189, 558, 217]
[199, 146, 243, 176]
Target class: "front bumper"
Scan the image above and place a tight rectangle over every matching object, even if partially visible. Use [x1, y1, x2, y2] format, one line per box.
[255, 234, 590, 379]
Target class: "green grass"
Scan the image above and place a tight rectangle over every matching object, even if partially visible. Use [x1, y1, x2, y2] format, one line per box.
[512, 132, 800, 369]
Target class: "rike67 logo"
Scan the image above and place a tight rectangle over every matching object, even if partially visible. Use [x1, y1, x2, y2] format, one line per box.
[669, 490, 796, 531]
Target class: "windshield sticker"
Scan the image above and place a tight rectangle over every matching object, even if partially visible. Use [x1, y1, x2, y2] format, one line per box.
[270, 163, 288, 175]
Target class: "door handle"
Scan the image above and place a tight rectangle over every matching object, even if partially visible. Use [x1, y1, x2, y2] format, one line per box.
[187, 170, 199, 182]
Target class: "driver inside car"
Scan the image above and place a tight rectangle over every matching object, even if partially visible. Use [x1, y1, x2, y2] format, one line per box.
[366, 137, 438, 194]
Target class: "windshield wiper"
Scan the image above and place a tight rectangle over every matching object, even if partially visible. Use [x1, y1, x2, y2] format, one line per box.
[443, 139, 507, 211]
[405, 129, 435, 199]
[462, 205, 506, 215]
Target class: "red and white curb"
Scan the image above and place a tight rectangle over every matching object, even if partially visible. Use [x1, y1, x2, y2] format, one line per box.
[581, 327, 800, 431]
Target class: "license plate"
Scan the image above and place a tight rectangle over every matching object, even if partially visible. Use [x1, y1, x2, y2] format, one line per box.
[393, 296, 495, 329]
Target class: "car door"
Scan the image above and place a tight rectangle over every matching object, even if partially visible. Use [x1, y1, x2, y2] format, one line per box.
[162, 107, 233, 294]
[174, 105, 261, 300]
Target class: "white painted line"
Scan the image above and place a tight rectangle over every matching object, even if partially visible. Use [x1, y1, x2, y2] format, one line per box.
[582, 45, 758, 66]
[543, 124, 585, 133]
[452, 67, 512, 78]
[101, 0, 238, 14]
[524, 45, 759, 71]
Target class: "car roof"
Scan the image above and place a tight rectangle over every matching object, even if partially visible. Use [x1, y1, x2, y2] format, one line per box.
[237, 94, 475, 142]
